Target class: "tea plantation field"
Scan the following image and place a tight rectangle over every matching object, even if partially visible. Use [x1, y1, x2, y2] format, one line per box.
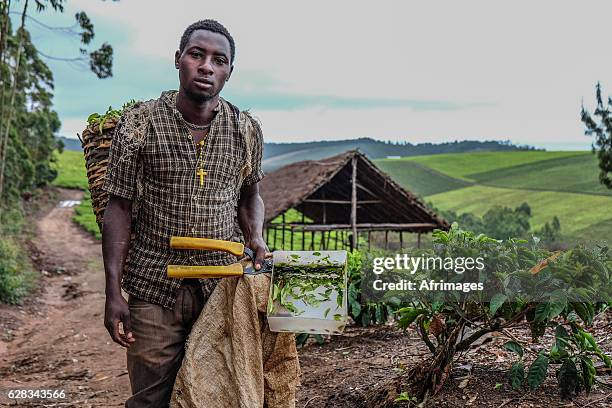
[375, 151, 612, 243]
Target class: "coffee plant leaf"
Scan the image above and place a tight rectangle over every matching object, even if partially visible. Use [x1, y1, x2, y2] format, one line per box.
[557, 358, 579, 398]
[489, 293, 507, 316]
[528, 352, 549, 390]
[578, 356, 595, 393]
[504, 341, 524, 358]
[509, 362, 525, 390]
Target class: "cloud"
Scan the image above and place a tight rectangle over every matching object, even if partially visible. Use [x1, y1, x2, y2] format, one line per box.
[32, 0, 612, 150]
[226, 91, 491, 111]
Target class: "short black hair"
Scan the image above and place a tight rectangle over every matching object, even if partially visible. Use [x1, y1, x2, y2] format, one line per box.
[179, 19, 235, 64]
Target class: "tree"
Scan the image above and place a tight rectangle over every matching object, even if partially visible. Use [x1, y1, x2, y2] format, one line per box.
[581, 83, 612, 189]
[0, 0, 115, 209]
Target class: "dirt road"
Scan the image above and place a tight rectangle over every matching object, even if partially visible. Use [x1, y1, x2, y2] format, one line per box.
[0, 188, 130, 407]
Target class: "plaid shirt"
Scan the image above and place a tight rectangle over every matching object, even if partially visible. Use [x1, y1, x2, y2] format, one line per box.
[103, 90, 264, 309]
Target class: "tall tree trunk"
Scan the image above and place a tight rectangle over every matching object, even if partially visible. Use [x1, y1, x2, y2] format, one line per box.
[0, 0, 27, 209]
[0, 0, 12, 141]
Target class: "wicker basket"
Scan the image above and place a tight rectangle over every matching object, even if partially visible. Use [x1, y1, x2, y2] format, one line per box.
[80, 118, 142, 233]
[80, 119, 118, 232]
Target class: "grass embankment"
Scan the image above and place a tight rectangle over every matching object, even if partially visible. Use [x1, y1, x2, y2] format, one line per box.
[0, 211, 38, 304]
[375, 151, 612, 244]
[51, 150, 100, 239]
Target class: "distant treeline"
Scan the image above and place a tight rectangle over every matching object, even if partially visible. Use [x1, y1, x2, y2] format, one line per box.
[263, 137, 540, 160]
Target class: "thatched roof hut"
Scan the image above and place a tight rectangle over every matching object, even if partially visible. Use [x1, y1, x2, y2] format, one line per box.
[258, 150, 449, 250]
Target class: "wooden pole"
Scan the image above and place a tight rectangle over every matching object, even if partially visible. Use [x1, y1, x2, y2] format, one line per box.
[368, 231, 371, 250]
[322, 191, 327, 224]
[399, 231, 403, 249]
[384, 230, 389, 250]
[266, 227, 269, 246]
[417, 232, 421, 249]
[320, 231, 326, 250]
[311, 231, 315, 250]
[281, 213, 285, 249]
[273, 226, 277, 251]
[301, 210, 305, 250]
[290, 226, 294, 250]
[350, 156, 358, 250]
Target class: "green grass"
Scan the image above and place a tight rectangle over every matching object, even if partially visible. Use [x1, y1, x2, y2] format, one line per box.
[51, 150, 88, 190]
[374, 159, 473, 196]
[73, 191, 101, 240]
[468, 153, 612, 196]
[406, 151, 585, 181]
[427, 185, 612, 241]
[51, 150, 100, 238]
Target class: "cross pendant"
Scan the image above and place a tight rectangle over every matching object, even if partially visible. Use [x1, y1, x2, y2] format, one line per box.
[196, 168, 207, 186]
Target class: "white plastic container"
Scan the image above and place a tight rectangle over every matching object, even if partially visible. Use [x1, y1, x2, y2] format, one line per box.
[267, 250, 348, 335]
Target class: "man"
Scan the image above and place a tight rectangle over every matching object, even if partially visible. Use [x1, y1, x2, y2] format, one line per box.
[101, 19, 267, 407]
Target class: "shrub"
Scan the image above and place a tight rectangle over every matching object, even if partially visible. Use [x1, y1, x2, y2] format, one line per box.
[379, 224, 611, 401]
[0, 238, 27, 304]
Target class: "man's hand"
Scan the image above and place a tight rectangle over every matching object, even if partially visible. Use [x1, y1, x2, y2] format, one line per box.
[104, 294, 135, 348]
[247, 237, 270, 270]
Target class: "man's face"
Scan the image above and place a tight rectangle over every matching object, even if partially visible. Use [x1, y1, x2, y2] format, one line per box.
[175, 29, 233, 102]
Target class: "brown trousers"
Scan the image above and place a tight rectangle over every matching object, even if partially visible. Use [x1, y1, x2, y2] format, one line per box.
[125, 281, 205, 408]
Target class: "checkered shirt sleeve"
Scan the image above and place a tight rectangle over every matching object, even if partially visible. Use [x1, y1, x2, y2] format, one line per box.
[242, 116, 265, 187]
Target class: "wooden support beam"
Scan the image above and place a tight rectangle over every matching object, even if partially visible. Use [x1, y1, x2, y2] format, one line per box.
[384, 230, 389, 250]
[368, 231, 371, 251]
[322, 192, 327, 224]
[350, 156, 358, 250]
[303, 199, 382, 205]
[417, 232, 421, 249]
[355, 182, 376, 198]
[281, 213, 285, 249]
[301, 210, 305, 250]
[285, 223, 439, 231]
[399, 231, 403, 249]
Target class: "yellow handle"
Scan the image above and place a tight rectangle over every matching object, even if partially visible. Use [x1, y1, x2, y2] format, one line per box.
[167, 263, 244, 279]
[170, 237, 244, 257]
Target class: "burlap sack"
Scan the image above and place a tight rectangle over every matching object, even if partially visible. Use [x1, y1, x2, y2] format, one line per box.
[171, 274, 301, 408]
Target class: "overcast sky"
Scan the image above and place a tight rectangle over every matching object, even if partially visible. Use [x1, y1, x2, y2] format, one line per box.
[16, 0, 612, 150]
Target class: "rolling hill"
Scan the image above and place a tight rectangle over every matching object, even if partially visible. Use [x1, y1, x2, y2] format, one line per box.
[373, 151, 611, 244]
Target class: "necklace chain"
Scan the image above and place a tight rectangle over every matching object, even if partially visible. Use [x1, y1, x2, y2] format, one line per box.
[183, 119, 211, 131]
[179, 110, 212, 131]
